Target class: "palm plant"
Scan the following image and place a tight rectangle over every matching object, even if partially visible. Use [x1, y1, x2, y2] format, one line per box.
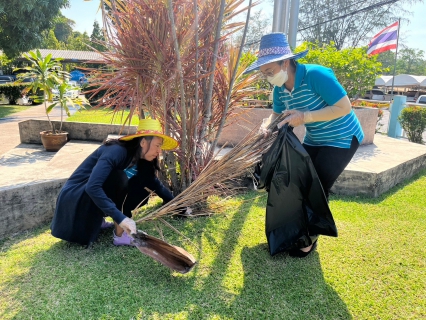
[48, 82, 88, 132]
[86, 0, 263, 194]
[19, 49, 66, 134]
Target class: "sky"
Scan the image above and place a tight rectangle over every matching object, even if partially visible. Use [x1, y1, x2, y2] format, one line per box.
[62, 0, 426, 55]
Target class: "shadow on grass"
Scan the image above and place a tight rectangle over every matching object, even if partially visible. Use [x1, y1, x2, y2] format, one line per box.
[177, 196, 350, 319]
[1, 193, 350, 319]
[2, 166, 425, 318]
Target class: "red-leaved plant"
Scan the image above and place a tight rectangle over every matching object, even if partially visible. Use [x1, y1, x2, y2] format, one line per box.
[86, 0, 263, 193]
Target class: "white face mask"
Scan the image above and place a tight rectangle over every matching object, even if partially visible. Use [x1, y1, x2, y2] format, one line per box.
[267, 68, 288, 87]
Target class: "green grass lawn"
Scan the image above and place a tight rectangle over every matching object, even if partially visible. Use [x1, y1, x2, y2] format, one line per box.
[0, 105, 30, 118]
[1, 170, 425, 319]
[67, 108, 139, 125]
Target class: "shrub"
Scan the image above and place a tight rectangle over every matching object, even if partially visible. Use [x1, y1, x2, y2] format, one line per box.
[398, 106, 426, 144]
[0, 83, 30, 104]
[297, 42, 386, 99]
[82, 83, 107, 106]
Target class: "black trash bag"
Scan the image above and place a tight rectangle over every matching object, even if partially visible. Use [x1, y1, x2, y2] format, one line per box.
[256, 124, 338, 256]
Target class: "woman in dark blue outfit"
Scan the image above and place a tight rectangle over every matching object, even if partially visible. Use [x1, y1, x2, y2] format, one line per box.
[51, 119, 180, 247]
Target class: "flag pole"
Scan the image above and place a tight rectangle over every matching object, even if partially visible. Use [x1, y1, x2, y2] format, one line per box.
[390, 18, 401, 100]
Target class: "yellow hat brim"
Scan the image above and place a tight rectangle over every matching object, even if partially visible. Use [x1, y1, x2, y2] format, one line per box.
[119, 133, 179, 150]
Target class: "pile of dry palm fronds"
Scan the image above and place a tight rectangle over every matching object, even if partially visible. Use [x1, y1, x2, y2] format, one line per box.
[134, 114, 285, 223]
[86, 0, 264, 194]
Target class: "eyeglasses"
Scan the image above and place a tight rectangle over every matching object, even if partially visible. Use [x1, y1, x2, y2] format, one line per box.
[260, 66, 279, 78]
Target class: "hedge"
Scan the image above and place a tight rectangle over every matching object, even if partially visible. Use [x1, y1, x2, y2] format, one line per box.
[0, 83, 31, 105]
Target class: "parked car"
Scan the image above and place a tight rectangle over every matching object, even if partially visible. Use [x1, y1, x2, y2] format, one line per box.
[52, 83, 80, 100]
[415, 95, 426, 105]
[16, 77, 35, 83]
[0, 75, 15, 84]
[363, 89, 385, 101]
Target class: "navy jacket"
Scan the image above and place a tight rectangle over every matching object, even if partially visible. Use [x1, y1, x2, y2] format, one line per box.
[51, 144, 173, 245]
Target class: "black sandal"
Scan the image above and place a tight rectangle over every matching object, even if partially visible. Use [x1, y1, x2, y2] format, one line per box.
[288, 240, 318, 258]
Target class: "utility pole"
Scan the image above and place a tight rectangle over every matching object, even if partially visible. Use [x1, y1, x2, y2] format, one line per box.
[288, 0, 300, 48]
[272, 0, 300, 48]
[272, 0, 291, 33]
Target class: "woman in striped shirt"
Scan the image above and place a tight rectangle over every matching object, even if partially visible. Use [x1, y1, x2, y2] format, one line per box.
[245, 33, 364, 257]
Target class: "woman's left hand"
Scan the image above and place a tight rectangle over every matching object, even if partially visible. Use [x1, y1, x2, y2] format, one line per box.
[183, 207, 193, 216]
[278, 110, 305, 128]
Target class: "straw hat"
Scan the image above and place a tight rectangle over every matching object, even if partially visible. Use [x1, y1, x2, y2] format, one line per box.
[119, 118, 179, 150]
[244, 33, 309, 74]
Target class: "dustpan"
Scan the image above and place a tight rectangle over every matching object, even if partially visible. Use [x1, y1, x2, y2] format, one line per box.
[131, 230, 196, 274]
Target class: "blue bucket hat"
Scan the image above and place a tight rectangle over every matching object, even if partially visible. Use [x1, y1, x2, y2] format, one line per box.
[244, 33, 309, 74]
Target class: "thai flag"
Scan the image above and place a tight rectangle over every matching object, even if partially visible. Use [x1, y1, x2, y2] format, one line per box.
[367, 21, 399, 55]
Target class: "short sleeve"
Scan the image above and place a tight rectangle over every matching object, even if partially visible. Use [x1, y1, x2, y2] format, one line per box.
[272, 86, 286, 113]
[305, 65, 347, 106]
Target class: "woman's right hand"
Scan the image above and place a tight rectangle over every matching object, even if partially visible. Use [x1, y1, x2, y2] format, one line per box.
[259, 127, 272, 139]
[259, 117, 272, 139]
[119, 217, 137, 235]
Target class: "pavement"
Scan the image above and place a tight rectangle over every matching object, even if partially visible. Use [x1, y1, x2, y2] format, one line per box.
[0, 102, 78, 156]
[0, 101, 99, 189]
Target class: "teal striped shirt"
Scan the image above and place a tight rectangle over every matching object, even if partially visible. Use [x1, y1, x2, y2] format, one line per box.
[273, 63, 364, 148]
[124, 165, 137, 179]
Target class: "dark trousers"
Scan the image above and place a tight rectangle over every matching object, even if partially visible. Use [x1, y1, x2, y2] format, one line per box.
[102, 170, 151, 218]
[102, 170, 129, 217]
[303, 136, 359, 198]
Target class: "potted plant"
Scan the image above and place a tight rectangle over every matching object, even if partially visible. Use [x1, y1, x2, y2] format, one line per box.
[18, 50, 87, 151]
[43, 81, 88, 150]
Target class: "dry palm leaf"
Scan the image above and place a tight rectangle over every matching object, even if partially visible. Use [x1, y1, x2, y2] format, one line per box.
[134, 113, 286, 222]
[131, 114, 285, 274]
[132, 230, 196, 274]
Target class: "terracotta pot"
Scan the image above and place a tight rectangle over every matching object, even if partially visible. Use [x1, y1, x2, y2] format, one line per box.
[40, 131, 68, 152]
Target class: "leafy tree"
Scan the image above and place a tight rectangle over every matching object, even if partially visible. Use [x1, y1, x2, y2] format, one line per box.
[234, 9, 271, 51]
[90, 21, 107, 52]
[66, 31, 91, 51]
[41, 30, 66, 50]
[239, 51, 272, 101]
[375, 48, 426, 75]
[0, 0, 69, 58]
[296, 42, 386, 99]
[396, 48, 426, 75]
[0, 53, 13, 74]
[297, 0, 420, 50]
[53, 14, 75, 42]
[375, 50, 395, 74]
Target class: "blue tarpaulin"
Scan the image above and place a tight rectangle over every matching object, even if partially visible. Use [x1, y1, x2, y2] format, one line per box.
[70, 70, 86, 81]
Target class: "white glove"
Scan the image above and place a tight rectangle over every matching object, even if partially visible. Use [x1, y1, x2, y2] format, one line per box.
[119, 217, 137, 235]
[278, 110, 305, 128]
[179, 207, 193, 216]
[259, 118, 272, 138]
